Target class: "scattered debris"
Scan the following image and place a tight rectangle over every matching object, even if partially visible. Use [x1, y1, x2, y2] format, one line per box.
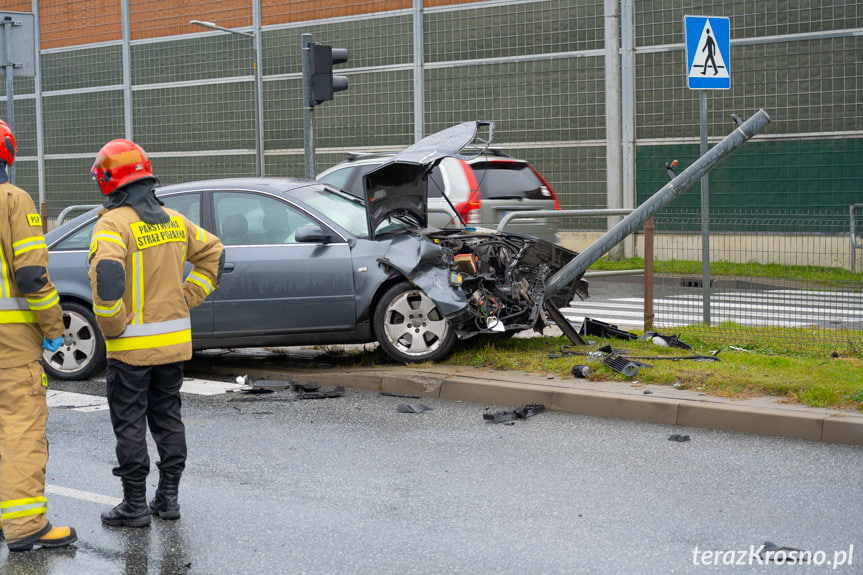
[639, 331, 693, 351]
[293, 382, 321, 392]
[295, 386, 346, 400]
[228, 385, 345, 403]
[234, 375, 293, 393]
[643, 390, 653, 395]
[397, 403, 433, 414]
[548, 345, 605, 359]
[626, 353, 721, 363]
[601, 354, 644, 377]
[483, 403, 546, 424]
[571, 365, 591, 378]
[668, 434, 690, 442]
[380, 392, 421, 399]
[597, 344, 628, 355]
[579, 317, 637, 340]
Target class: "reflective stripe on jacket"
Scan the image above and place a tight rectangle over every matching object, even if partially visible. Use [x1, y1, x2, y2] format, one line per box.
[0, 182, 64, 368]
[105, 317, 192, 352]
[88, 205, 224, 366]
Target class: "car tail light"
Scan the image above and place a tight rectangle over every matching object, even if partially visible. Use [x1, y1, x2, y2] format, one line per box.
[454, 159, 482, 224]
[529, 166, 561, 210]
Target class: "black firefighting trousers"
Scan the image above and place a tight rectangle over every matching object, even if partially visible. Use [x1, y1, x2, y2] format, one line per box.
[106, 360, 187, 483]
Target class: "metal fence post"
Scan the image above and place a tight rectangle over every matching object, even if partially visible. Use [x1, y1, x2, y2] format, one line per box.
[32, 0, 46, 230]
[643, 216, 654, 331]
[604, 0, 623, 260]
[3, 16, 15, 184]
[621, 0, 636, 259]
[121, 0, 132, 140]
[852, 204, 863, 274]
[412, 0, 424, 143]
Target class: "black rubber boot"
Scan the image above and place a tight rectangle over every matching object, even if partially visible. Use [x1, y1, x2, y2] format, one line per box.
[149, 472, 181, 520]
[101, 480, 151, 527]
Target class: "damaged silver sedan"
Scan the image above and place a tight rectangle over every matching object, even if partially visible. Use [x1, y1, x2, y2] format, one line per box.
[43, 121, 587, 379]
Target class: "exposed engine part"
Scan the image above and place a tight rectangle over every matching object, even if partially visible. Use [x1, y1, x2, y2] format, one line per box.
[454, 253, 477, 275]
[420, 229, 587, 339]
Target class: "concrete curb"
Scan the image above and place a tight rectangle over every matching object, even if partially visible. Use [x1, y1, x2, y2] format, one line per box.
[185, 356, 863, 447]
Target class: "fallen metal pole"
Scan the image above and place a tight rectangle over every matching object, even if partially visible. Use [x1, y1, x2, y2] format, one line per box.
[544, 108, 771, 301]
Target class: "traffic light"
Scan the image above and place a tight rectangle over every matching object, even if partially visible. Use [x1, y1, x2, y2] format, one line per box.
[309, 42, 348, 106]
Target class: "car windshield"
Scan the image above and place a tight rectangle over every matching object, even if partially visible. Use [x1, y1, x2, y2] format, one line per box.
[294, 186, 372, 238]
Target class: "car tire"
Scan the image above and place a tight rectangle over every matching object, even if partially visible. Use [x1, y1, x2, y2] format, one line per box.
[373, 281, 457, 363]
[42, 301, 107, 381]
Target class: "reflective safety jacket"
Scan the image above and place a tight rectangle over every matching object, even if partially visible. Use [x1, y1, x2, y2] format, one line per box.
[88, 205, 224, 366]
[0, 182, 64, 369]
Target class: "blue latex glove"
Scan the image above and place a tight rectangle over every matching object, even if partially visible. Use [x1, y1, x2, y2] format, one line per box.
[42, 336, 64, 352]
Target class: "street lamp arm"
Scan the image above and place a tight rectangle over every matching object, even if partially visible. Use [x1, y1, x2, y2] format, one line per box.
[189, 20, 254, 38]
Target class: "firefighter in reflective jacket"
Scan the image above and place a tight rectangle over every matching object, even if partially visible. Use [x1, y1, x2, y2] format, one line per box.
[0, 119, 77, 551]
[88, 139, 224, 527]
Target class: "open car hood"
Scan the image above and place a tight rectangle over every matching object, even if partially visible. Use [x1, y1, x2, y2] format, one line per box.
[363, 121, 494, 240]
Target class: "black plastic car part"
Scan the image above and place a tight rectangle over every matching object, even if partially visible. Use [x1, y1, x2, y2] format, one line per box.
[600, 353, 640, 377]
[580, 317, 637, 340]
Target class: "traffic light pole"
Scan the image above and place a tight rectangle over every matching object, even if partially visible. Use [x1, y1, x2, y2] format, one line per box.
[302, 33, 349, 180]
[3, 16, 17, 184]
[302, 33, 315, 180]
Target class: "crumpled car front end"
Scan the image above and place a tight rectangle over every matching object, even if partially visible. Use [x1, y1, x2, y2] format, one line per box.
[378, 226, 588, 340]
[428, 229, 588, 338]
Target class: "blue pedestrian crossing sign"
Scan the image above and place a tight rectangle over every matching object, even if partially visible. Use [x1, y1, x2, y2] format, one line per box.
[685, 15, 730, 89]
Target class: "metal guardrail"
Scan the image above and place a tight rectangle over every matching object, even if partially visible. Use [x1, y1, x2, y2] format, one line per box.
[498, 208, 640, 278]
[56, 204, 101, 227]
[497, 208, 635, 233]
[434, 207, 645, 279]
[852, 204, 863, 274]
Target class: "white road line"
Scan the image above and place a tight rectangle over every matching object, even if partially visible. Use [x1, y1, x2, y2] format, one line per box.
[46, 390, 109, 412]
[47, 379, 246, 412]
[45, 484, 121, 506]
[181, 378, 248, 395]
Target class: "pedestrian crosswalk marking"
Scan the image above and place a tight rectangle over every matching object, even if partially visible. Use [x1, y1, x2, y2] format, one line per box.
[563, 289, 862, 330]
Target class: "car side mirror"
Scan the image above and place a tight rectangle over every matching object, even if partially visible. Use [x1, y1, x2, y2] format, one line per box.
[294, 224, 331, 244]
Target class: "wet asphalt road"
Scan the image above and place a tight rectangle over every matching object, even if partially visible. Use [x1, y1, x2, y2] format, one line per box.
[2, 374, 862, 575]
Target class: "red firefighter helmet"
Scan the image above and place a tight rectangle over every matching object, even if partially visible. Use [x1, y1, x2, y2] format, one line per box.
[91, 139, 153, 195]
[0, 119, 17, 165]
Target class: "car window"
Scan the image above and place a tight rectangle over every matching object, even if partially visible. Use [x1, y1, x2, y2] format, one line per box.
[52, 218, 97, 250]
[426, 165, 446, 199]
[161, 192, 202, 227]
[213, 191, 316, 245]
[471, 163, 547, 200]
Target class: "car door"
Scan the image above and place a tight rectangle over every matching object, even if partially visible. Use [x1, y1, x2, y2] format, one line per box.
[210, 190, 357, 338]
